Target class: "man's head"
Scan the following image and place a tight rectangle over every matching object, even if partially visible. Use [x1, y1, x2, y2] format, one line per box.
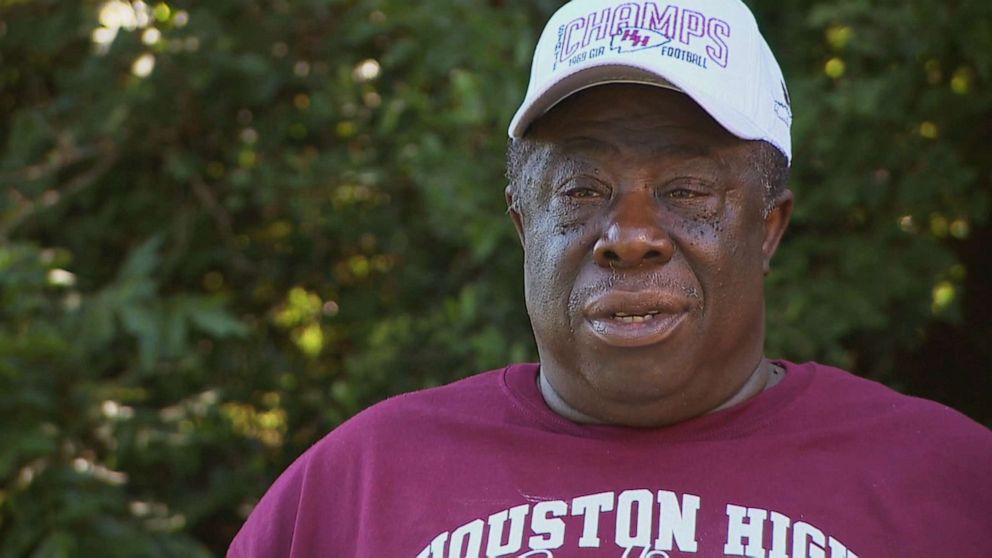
[505, 0, 793, 427]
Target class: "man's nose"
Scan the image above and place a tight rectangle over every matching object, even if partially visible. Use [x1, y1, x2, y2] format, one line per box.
[593, 193, 674, 269]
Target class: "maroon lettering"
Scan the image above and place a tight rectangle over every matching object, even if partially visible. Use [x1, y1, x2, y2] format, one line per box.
[644, 3, 679, 39]
[610, 3, 642, 37]
[678, 9, 706, 46]
[560, 17, 585, 62]
[706, 18, 731, 67]
[623, 29, 651, 48]
[582, 8, 613, 48]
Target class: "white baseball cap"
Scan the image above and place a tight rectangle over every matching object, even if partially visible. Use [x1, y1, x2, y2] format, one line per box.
[508, 0, 793, 163]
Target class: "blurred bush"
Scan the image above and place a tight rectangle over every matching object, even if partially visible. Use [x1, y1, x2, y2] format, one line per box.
[0, 0, 988, 555]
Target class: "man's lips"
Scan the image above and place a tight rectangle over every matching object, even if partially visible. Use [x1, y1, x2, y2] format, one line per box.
[583, 291, 691, 348]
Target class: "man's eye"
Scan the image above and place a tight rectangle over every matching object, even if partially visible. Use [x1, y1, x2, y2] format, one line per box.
[662, 176, 716, 201]
[566, 188, 601, 199]
[666, 188, 702, 199]
[558, 177, 608, 200]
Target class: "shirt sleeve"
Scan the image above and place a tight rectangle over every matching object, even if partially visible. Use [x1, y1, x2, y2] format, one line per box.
[227, 451, 309, 558]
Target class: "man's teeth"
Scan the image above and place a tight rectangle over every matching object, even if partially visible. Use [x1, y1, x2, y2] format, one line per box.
[613, 311, 660, 323]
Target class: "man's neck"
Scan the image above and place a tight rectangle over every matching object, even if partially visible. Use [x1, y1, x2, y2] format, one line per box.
[537, 357, 784, 426]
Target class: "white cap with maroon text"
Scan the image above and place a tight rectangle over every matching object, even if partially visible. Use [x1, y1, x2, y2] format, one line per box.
[509, 0, 793, 163]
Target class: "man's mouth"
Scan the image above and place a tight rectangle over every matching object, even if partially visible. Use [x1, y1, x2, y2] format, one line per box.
[583, 291, 692, 348]
[588, 312, 686, 348]
[612, 311, 661, 323]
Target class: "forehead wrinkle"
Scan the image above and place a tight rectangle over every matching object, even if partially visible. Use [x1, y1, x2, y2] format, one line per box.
[545, 134, 717, 167]
[556, 135, 621, 156]
[542, 112, 725, 156]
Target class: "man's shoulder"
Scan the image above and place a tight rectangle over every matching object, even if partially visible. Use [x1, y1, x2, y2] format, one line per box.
[227, 366, 527, 557]
[795, 360, 991, 457]
[309, 364, 531, 455]
[352, 364, 518, 420]
[804, 361, 982, 423]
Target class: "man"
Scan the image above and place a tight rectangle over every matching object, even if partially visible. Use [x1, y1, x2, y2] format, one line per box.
[229, 1, 991, 556]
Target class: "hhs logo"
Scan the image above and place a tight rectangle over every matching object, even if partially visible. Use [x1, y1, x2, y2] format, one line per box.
[611, 27, 670, 53]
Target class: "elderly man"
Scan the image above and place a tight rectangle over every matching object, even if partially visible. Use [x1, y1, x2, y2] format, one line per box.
[229, 1, 991, 556]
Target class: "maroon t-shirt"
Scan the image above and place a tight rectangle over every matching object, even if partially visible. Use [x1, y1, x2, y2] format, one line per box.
[229, 361, 992, 557]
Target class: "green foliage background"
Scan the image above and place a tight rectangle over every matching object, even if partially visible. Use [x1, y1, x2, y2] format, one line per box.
[1, 0, 989, 555]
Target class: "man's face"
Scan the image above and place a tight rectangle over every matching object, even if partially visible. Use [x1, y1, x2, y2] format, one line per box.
[508, 84, 792, 427]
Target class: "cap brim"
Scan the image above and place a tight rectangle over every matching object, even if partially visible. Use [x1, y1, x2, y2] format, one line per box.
[508, 62, 769, 151]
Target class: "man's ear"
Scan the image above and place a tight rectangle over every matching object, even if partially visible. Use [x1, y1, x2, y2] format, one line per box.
[762, 189, 793, 274]
[506, 185, 525, 245]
